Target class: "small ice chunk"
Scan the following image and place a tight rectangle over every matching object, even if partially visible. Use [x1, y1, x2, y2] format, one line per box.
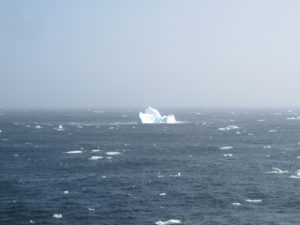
[63, 191, 69, 194]
[89, 156, 103, 160]
[35, 125, 42, 129]
[66, 150, 83, 154]
[55, 125, 64, 131]
[53, 214, 63, 219]
[266, 168, 288, 174]
[245, 199, 262, 203]
[219, 146, 233, 150]
[105, 151, 121, 156]
[155, 219, 182, 225]
[232, 202, 241, 206]
[159, 193, 167, 196]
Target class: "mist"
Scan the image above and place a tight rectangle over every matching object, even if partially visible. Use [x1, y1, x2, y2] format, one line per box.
[0, 0, 299, 109]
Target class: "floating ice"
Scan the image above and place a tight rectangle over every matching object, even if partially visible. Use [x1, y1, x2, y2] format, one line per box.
[159, 193, 167, 196]
[105, 151, 121, 156]
[63, 191, 69, 194]
[89, 156, 103, 160]
[66, 150, 83, 154]
[139, 106, 176, 124]
[53, 214, 63, 219]
[219, 146, 233, 150]
[218, 125, 239, 131]
[35, 125, 42, 129]
[266, 168, 288, 174]
[245, 199, 262, 203]
[55, 125, 64, 131]
[155, 219, 182, 225]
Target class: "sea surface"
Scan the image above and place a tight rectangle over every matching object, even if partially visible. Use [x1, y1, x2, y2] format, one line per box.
[0, 108, 299, 225]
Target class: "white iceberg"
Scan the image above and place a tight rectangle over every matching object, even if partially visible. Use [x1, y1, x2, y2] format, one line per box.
[139, 106, 176, 124]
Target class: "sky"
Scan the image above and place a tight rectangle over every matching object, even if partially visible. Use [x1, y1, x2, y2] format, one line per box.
[0, 0, 299, 109]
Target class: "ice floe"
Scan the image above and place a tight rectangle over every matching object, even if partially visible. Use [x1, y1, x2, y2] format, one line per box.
[105, 151, 121, 156]
[139, 106, 176, 124]
[218, 125, 239, 131]
[219, 146, 233, 150]
[53, 214, 63, 219]
[266, 168, 288, 174]
[155, 219, 182, 225]
[66, 150, 83, 154]
[89, 156, 103, 160]
[245, 199, 262, 203]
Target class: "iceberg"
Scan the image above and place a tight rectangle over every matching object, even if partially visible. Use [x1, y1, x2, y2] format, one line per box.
[139, 106, 176, 124]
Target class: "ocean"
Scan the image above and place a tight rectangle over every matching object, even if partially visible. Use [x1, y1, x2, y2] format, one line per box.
[0, 108, 299, 225]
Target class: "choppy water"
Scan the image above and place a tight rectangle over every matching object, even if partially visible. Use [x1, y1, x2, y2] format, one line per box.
[0, 109, 299, 225]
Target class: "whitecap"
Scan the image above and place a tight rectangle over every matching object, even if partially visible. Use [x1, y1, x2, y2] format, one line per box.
[88, 207, 95, 211]
[53, 214, 63, 219]
[155, 219, 182, 225]
[268, 129, 277, 133]
[219, 146, 233, 150]
[286, 116, 300, 120]
[218, 125, 239, 131]
[89, 156, 103, 160]
[35, 125, 42, 129]
[91, 149, 101, 152]
[105, 151, 121, 156]
[63, 191, 69, 194]
[223, 154, 233, 157]
[257, 119, 265, 122]
[66, 150, 83, 154]
[245, 199, 262, 203]
[159, 193, 167, 196]
[263, 145, 272, 149]
[232, 202, 241, 206]
[289, 170, 300, 179]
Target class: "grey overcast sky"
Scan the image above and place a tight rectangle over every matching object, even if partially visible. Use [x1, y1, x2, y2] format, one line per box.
[0, 0, 299, 108]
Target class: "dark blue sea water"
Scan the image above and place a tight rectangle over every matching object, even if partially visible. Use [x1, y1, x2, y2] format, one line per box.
[0, 109, 299, 225]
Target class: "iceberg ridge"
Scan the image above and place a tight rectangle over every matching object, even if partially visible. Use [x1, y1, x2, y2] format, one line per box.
[139, 106, 176, 124]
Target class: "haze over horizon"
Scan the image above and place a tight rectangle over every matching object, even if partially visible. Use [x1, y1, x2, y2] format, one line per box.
[0, 1, 299, 109]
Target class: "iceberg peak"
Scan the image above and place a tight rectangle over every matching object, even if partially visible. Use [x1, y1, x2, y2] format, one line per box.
[139, 106, 176, 124]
